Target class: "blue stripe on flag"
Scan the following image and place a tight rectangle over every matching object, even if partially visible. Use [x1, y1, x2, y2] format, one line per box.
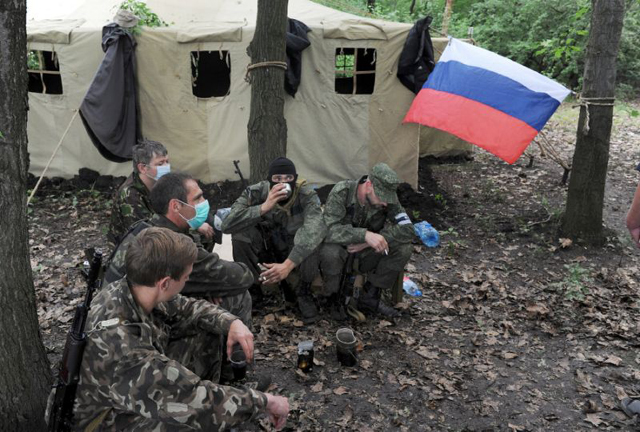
[424, 61, 560, 131]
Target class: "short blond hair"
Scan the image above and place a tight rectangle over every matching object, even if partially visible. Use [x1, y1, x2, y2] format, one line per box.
[125, 227, 197, 286]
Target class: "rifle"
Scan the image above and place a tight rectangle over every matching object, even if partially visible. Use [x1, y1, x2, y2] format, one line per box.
[338, 253, 365, 322]
[48, 248, 103, 432]
[233, 160, 248, 188]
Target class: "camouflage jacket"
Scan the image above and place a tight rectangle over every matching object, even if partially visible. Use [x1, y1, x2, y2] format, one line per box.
[73, 278, 267, 431]
[107, 172, 152, 246]
[104, 214, 254, 297]
[323, 177, 415, 247]
[221, 179, 327, 265]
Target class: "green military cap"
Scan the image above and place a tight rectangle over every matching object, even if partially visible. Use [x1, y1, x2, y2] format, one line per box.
[369, 163, 400, 204]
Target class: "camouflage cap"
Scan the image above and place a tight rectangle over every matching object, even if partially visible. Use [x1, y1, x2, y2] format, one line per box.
[369, 163, 400, 204]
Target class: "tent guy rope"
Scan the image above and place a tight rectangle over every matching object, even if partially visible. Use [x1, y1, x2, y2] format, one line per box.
[245, 61, 288, 82]
[27, 109, 79, 206]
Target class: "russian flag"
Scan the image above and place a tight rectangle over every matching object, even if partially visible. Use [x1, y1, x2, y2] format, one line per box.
[404, 38, 571, 164]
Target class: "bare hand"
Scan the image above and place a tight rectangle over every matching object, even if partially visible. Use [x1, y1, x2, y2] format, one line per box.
[265, 394, 289, 431]
[364, 231, 388, 254]
[197, 222, 214, 239]
[260, 183, 289, 215]
[347, 243, 369, 253]
[227, 320, 254, 363]
[630, 227, 640, 248]
[260, 260, 295, 284]
[209, 297, 223, 305]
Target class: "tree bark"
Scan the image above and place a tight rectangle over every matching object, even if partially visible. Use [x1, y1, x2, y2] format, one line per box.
[247, 0, 289, 184]
[561, 0, 626, 243]
[0, 0, 52, 430]
[442, 0, 454, 34]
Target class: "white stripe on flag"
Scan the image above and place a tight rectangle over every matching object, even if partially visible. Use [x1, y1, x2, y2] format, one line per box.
[439, 38, 571, 103]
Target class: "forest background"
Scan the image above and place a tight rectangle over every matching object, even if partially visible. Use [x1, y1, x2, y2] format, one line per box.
[315, 0, 640, 100]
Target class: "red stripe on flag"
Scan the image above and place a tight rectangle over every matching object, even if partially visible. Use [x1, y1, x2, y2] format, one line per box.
[404, 89, 539, 164]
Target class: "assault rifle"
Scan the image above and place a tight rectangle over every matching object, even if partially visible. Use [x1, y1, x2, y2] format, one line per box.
[48, 248, 103, 432]
[338, 253, 365, 322]
[233, 159, 248, 188]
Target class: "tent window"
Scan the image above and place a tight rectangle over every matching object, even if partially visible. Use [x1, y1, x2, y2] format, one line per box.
[191, 51, 231, 98]
[27, 50, 63, 95]
[335, 48, 376, 95]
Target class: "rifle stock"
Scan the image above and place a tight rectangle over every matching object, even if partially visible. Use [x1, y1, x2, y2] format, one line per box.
[48, 248, 103, 432]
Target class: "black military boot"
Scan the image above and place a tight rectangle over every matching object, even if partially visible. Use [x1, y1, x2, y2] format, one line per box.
[358, 283, 400, 318]
[297, 283, 319, 324]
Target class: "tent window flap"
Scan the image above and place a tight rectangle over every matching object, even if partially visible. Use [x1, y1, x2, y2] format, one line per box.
[335, 48, 376, 95]
[28, 50, 63, 95]
[191, 51, 231, 98]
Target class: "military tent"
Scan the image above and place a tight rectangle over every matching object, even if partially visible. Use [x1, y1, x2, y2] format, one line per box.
[26, 0, 469, 187]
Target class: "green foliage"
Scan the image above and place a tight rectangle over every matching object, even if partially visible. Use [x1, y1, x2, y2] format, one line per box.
[117, 0, 168, 34]
[27, 51, 40, 70]
[553, 263, 592, 301]
[314, 0, 640, 95]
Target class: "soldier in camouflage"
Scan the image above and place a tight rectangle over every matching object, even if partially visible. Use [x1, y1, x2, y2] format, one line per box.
[70, 227, 289, 430]
[107, 140, 216, 248]
[104, 172, 254, 330]
[320, 163, 415, 318]
[221, 157, 327, 324]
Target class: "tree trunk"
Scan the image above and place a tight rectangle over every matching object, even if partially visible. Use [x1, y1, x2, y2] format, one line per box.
[0, 0, 52, 430]
[367, 0, 376, 13]
[561, 0, 626, 243]
[409, 0, 417, 15]
[442, 0, 454, 34]
[247, 0, 289, 184]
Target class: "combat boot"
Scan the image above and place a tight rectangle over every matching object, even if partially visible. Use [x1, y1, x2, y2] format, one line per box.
[358, 284, 400, 318]
[297, 283, 318, 324]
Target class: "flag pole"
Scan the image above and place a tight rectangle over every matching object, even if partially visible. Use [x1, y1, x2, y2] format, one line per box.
[27, 109, 79, 206]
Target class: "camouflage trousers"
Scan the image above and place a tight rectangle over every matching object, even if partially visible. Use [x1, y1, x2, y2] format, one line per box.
[231, 226, 320, 290]
[164, 328, 224, 383]
[319, 242, 413, 295]
[190, 291, 252, 330]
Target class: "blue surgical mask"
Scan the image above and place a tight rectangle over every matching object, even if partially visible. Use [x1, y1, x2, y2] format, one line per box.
[143, 163, 171, 181]
[179, 199, 210, 229]
[155, 164, 171, 179]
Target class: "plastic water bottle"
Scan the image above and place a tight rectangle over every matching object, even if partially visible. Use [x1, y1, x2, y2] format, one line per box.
[214, 207, 231, 231]
[402, 277, 422, 297]
[414, 221, 440, 248]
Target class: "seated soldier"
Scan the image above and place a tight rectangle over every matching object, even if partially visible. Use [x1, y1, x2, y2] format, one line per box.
[320, 163, 414, 318]
[69, 227, 289, 430]
[221, 157, 327, 325]
[107, 139, 215, 248]
[104, 172, 253, 330]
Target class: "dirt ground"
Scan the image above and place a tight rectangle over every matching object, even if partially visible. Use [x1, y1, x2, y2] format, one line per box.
[30, 102, 640, 431]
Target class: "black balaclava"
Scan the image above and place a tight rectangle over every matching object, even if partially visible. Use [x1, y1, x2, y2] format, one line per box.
[268, 157, 298, 204]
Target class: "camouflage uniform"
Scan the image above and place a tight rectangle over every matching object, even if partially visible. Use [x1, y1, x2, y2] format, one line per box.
[220, 179, 327, 290]
[104, 214, 254, 327]
[107, 172, 152, 248]
[320, 164, 415, 295]
[71, 278, 267, 431]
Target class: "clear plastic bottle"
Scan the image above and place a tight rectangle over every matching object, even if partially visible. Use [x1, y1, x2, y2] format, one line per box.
[414, 221, 440, 248]
[402, 277, 422, 297]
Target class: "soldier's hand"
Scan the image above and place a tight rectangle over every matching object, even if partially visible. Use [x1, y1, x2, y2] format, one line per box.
[260, 183, 288, 215]
[347, 243, 369, 253]
[261, 260, 295, 284]
[197, 222, 215, 239]
[265, 394, 289, 430]
[364, 231, 388, 254]
[227, 320, 254, 363]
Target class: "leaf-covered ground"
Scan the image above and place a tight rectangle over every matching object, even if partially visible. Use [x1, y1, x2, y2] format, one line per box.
[30, 102, 640, 431]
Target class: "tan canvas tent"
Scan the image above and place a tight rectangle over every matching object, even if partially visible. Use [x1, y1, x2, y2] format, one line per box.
[26, 0, 470, 187]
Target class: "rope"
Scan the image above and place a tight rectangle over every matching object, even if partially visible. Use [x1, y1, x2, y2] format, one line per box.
[576, 94, 615, 135]
[244, 61, 288, 82]
[27, 109, 79, 206]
